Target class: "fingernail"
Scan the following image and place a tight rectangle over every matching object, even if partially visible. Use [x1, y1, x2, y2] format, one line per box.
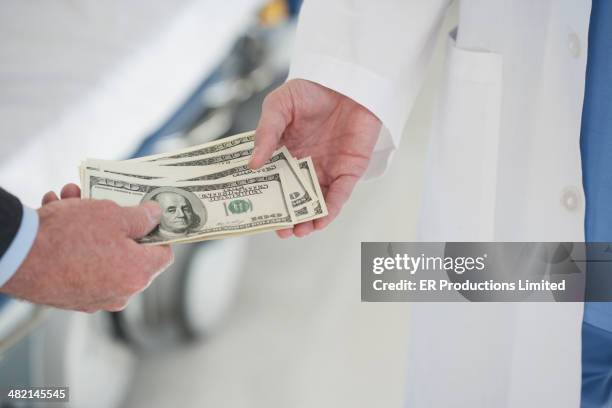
[248, 148, 259, 169]
[142, 201, 162, 224]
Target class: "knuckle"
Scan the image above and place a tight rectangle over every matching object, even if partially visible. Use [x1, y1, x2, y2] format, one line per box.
[262, 91, 280, 109]
[154, 250, 174, 272]
[124, 272, 150, 295]
[146, 246, 174, 270]
[133, 218, 149, 234]
[96, 199, 120, 215]
[160, 247, 174, 266]
[262, 92, 273, 105]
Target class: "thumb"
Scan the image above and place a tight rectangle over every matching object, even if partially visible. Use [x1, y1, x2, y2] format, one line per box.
[119, 201, 162, 239]
[249, 91, 291, 170]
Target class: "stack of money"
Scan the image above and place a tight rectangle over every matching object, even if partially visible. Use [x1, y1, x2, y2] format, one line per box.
[79, 131, 327, 245]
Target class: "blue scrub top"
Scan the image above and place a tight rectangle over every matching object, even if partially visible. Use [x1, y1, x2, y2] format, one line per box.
[581, 0, 612, 331]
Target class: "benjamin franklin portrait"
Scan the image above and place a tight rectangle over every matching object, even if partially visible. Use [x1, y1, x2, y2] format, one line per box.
[139, 187, 206, 243]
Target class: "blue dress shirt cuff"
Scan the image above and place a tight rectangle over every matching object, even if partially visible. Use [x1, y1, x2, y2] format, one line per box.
[0, 206, 39, 288]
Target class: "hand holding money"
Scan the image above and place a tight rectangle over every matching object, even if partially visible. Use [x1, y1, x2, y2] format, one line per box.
[3, 198, 173, 312]
[80, 131, 328, 245]
[249, 79, 382, 238]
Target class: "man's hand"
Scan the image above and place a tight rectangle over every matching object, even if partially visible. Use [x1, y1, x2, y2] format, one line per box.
[0, 195, 174, 313]
[249, 79, 382, 238]
[41, 183, 81, 205]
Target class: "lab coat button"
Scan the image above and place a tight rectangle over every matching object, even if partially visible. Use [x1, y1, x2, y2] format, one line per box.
[568, 33, 581, 58]
[561, 187, 580, 211]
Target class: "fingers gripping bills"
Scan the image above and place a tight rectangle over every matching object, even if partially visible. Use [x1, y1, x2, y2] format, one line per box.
[79, 131, 328, 245]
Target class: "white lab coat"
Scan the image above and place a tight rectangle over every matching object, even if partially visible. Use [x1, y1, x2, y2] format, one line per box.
[289, 0, 590, 406]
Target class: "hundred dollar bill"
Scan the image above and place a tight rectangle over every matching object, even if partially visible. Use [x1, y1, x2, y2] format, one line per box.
[81, 159, 204, 181]
[157, 146, 254, 167]
[178, 148, 315, 218]
[126, 131, 254, 163]
[79, 147, 256, 193]
[157, 148, 322, 221]
[81, 147, 317, 220]
[84, 170, 295, 244]
[298, 157, 329, 220]
[80, 138, 255, 187]
[83, 146, 254, 177]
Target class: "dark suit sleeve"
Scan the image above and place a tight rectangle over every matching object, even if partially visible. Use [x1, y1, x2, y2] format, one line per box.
[0, 187, 23, 258]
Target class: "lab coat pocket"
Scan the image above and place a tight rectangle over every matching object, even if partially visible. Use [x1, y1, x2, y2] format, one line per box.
[420, 29, 503, 240]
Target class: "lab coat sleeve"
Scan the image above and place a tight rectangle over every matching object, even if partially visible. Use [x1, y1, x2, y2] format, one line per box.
[288, 0, 451, 178]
